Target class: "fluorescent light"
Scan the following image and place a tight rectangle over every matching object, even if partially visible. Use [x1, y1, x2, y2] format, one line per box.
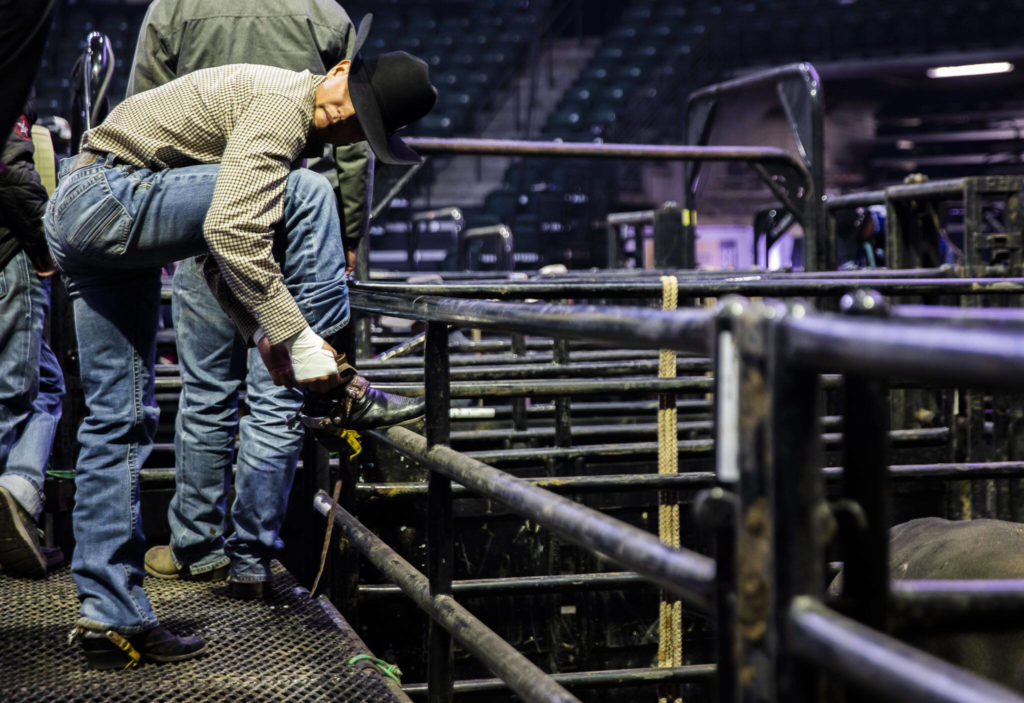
[926, 62, 1014, 78]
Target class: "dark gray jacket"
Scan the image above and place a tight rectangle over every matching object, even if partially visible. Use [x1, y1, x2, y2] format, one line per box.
[0, 116, 49, 271]
[127, 0, 372, 245]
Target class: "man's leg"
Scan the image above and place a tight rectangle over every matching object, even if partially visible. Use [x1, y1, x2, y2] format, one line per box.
[0, 252, 59, 577]
[68, 269, 162, 632]
[154, 257, 241, 579]
[278, 170, 424, 431]
[44, 158, 210, 666]
[224, 349, 303, 588]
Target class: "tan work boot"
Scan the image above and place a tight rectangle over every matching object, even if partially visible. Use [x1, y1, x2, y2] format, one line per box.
[144, 545, 228, 581]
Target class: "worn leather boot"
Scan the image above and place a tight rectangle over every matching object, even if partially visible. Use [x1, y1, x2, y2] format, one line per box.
[294, 352, 424, 446]
[75, 624, 207, 669]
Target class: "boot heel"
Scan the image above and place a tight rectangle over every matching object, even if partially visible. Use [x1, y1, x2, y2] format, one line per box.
[80, 639, 137, 670]
[76, 629, 141, 670]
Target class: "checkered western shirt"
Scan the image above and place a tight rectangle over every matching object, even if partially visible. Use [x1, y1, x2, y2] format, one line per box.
[83, 64, 327, 345]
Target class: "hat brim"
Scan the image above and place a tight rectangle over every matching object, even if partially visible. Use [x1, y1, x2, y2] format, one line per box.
[348, 14, 423, 166]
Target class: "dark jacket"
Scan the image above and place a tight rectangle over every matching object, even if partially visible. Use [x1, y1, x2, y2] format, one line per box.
[126, 0, 372, 245]
[0, 116, 50, 271]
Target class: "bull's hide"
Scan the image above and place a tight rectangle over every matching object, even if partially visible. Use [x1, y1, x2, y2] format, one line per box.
[833, 516, 1024, 691]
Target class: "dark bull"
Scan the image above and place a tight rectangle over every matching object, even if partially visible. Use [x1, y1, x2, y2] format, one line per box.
[832, 517, 1024, 691]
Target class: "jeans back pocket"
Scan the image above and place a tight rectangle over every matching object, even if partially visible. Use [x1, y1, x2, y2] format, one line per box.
[52, 169, 131, 260]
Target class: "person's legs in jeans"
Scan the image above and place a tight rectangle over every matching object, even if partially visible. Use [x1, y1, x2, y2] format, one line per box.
[167, 257, 242, 577]
[69, 270, 161, 630]
[175, 170, 343, 583]
[45, 159, 349, 628]
[225, 348, 303, 584]
[0, 252, 63, 576]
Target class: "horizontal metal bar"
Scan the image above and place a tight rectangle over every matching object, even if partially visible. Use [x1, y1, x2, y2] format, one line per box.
[461, 428, 946, 465]
[606, 209, 656, 225]
[360, 572, 651, 599]
[403, 136, 809, 175]
[375, 376, 714, 398]
[140, 459, 1023, 492]
[892, 304, 1024, 326]
[788, 596, 1024, 703]
[449, 420, 713, 445]
[375, 426, 717, 610]
[367, 358, 710, 382]
[825, 190, 886, 209]
[367, 266, 957, 283]
[351, 278, 1024, 301]
[785, 313, 1024, 388]
[885, 178, 968, 201]
[401, 664, 716, 695]
[312, 492, 580, 703]
[355, 473, 718, 501]
[359, 349, 692, 370]
[463, 439, 715, 464]
[349, 292, 716, 355]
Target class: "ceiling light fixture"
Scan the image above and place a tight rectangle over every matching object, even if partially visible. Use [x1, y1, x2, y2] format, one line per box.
[926, 62, 1014, 78]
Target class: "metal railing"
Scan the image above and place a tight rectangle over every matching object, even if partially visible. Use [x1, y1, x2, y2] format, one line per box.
[313, 283, 1024, 702]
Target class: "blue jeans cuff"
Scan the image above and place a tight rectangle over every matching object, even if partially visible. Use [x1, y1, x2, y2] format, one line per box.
[0, 475, 43, 520]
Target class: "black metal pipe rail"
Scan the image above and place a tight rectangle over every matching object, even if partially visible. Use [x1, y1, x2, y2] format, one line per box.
[375, 376, 715, 398]
[448, 420, 715, 445]
[683, 63, 826, 269]
[365, 357, 711, 382]
[136, 458, 1024, 492]
[401, 664, 717, 696]
[339, 290, 1024, 701]
[312, 492, 581, 703]
[360, 348, 704, 370]
[359, 572, 651, 600]
[366, 265, 956, 281]
[788, 597, 1024, 703]
[459, 428, 947, 466]
[371, 426, 717, 610]
[350, 277, 1024, 300]
[784, 308, 1024, 388]
[402, 137, 811, 185]
[350, 291, 716, 355]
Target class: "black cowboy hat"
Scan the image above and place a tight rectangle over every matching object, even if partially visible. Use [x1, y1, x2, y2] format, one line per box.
[347, 14, 437, 165]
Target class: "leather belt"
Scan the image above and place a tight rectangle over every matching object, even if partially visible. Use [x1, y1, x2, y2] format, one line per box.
[64, 150, 102, 175]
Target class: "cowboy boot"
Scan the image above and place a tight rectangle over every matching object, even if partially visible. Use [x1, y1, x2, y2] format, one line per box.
[295, 352, 425, 445]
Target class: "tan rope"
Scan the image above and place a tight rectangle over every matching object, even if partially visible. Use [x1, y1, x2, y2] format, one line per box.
[657, 276, 683, 703]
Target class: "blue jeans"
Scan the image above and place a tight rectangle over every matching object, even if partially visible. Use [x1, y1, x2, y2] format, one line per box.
[43, 154, 348, 631]
[170, 257, 304, 583]
[0, 251, 64, 520]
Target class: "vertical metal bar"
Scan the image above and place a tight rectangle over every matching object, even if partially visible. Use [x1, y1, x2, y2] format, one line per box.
[769, 303, 827, 703]
[425, 322, 453, 703]
[353, 236, 372, 359]
[838, 291, 891, 637]
[511, 333, 528, 431]
[553, 338, 572, 449]
[732, 302, 776, 703]
[548, 335, 572, 673]
[713, 299, 743, 703]
[654, 202, 692, 270]
[607, 218, 620, 268]
[840, 375, 890, 628]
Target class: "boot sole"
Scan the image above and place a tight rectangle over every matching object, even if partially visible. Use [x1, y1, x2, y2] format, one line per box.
[82, 639, 209, 668]
[0, 487, 46, 578]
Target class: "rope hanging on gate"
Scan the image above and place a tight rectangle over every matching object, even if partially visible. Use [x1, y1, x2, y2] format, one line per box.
[657, 276, 683, 703]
